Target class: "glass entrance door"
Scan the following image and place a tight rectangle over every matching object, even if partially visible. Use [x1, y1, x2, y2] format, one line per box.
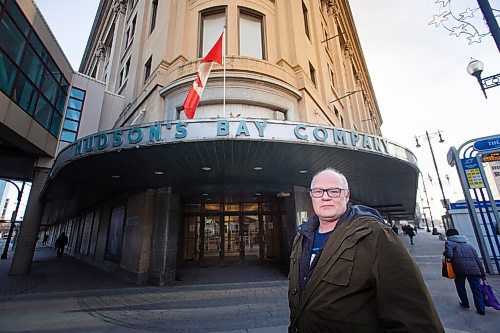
[202, 215, 221, 266]
[242, 215, 261, 264]
[183, 201, 281, 267]
[223, 215, 241, 266]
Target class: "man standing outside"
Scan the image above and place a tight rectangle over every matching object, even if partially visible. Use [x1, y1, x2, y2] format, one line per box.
[288, 168, 444, 332]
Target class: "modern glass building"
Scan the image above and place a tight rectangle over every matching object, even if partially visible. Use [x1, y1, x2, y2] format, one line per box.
[5, 0, 420, 285]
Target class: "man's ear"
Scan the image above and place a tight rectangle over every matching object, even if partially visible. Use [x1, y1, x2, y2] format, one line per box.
[345, 190, 350, 201]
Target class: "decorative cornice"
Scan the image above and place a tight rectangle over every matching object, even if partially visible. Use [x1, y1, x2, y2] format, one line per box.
[112, 0, 127, 14]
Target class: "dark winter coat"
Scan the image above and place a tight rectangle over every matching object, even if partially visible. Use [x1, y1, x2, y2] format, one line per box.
[55, 234, 68, 249]
[288, 205, 444, 333]
[444, 235, 485, 276]
[406, 226, 415, 237]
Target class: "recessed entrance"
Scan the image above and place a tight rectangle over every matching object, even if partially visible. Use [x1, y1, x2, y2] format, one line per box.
[182, 201, 282, 267]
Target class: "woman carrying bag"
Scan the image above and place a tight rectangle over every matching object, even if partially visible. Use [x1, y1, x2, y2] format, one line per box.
[443, 228, 486, 315]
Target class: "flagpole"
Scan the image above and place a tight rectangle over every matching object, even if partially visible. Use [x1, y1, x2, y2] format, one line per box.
[223, 26, 226, 118]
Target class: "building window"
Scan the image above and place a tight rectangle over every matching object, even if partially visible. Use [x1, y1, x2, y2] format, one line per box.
[60, 87, 86, 143]
[144, 56, 152, 82]
[239, 9, 264, 59]
[0, 0, 69, 138]
[309, 62, 316, 86]
[119, 57, 131, 87]
[125, 15, 137, 48]
[119, 68, 124, 87]
[200, 8, 226, 57]
[302, 2, 310, 40]
[150, 0, 158, 33]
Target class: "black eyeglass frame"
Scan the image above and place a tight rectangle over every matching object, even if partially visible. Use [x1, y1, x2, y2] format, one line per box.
[309, 188, 347, 198]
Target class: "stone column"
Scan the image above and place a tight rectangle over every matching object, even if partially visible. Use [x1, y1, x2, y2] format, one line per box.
[149, 187, 180, 285]
[94, 42, 108, 81]
[9, 167, 50, 275]
[107, 0, 127, 92]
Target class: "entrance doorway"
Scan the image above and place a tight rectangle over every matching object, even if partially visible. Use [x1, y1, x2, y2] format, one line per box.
[182, 202, 281, 267]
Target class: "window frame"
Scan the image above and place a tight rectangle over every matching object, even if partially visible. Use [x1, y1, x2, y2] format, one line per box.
[144, 55, 152, 82]
[238, 7, 266, 60]
[309, 62, 316, 87]
[150, 0, 158, 33]
[302, 1, 310, 40]
[60, 87, 86, 143]
[0, 0, 69, 138]
[199, 7, 227, 58]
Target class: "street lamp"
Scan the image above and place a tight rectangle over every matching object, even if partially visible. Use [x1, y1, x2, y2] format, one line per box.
[420, 175, 435, 233]
[467, 58, 500, 99]
[1, 180, 26, 259]
[415, 130, 451, 234]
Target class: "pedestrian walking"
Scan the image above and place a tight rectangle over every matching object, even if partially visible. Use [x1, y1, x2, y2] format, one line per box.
[407, 225, 416, 245]
[443, 228, 486, 316]
[288, 168, 444, 332]
[391, 225, 399, 234]
[42, 233, 49, 245]
[55, 232, 68, 257]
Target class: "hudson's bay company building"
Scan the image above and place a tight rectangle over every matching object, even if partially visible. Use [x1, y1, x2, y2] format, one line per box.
[3, 0, 419, 284]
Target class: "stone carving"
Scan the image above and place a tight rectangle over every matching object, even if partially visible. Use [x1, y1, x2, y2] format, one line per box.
[113, 0, 127, 14]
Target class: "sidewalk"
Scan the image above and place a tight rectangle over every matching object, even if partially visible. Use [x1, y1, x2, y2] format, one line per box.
[0, 232, 499, 332]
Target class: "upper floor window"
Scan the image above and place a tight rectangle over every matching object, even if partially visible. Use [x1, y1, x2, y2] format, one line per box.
[309, 62, 316, 86]
[60, 87, 85, 143]
[239, 9, 264, 60]
[150, 0, 158, 33]
[200, 8, 226, 57]
[302, 2, 310, 40]
[125, 15, 137, 48]
[144, 55, 152, 82]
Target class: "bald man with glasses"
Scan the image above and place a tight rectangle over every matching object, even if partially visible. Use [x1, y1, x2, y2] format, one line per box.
[288, 168, 444, 333]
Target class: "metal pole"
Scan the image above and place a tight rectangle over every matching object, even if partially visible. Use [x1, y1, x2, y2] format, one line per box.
[423, 212, 430, 233]
[421, 176, 436, 232]
[426, 131, 452, 232]
[477, 0, 500, 52]
[419, 189, 431, 232]
[1, 181, 25, 259]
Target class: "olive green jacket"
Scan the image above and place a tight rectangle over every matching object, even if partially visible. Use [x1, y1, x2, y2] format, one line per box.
[288, 216, 444, 333]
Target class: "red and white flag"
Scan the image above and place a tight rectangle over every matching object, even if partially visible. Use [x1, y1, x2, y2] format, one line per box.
[183, 32, 224, 119]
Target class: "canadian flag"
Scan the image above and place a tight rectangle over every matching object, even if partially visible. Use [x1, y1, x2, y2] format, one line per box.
[183, 32, 224, 119]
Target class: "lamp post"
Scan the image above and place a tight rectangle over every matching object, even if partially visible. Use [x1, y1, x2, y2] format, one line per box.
[476, 0, 500, 52]
[418, 190, 431, 232]
[1, 180, 26, 259]
[415, 131, 450, 234]
[467, 58, 500, 98]
[421, 174, 436, 233]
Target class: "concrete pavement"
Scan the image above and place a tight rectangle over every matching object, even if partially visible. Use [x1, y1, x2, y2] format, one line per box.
[0, 230, 499, 332]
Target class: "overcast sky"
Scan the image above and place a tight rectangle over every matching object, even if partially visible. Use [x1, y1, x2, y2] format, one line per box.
[34, 0, 499, 221]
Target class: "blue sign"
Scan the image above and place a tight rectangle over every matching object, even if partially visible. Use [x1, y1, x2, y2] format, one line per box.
[460, 158, 484, 189]
[473, 137, 500, 151]
[461, 157, 479, 170]
[450, 200, 500, 210]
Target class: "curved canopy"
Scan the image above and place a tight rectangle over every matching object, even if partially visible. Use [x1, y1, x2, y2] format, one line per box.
[42, 119, 419, 222]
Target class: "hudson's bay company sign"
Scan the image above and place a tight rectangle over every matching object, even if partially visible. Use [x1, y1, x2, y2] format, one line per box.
[72, 119, 391, 156]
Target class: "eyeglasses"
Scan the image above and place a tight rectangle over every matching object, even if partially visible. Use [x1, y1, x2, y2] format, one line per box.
[309, 188, 346, 198]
